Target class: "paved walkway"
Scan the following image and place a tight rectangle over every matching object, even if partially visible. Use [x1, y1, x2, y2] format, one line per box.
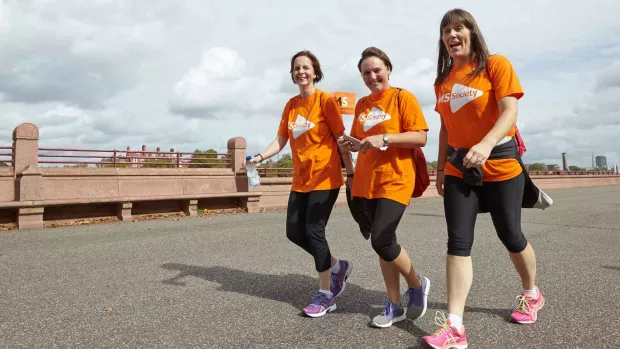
[1, 186, 619, 348]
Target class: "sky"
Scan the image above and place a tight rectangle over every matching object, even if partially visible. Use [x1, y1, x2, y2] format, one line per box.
[1, 0, 619, 168]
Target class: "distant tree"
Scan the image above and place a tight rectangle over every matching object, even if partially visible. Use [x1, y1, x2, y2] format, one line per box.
[427, 161, 438, 171]
[0, 162, 8, 167]
[273, 153, 293, 168]
[143, 158, 176, 168]
[528, 163, 546, 171]
[190, 149, 228, 168]
[568, 165, 586, 171]
[97, 157, 130, 168]
[64, 164, 88, 168]
[256, 154, 293, 177]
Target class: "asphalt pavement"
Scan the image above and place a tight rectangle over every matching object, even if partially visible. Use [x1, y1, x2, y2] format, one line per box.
[1, 186, 619, 348]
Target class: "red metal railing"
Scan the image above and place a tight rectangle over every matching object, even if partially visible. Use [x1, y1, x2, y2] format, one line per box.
[0, 145, 13, 167]
[37, 147, 231, 168]
[257, 168, 617, 177]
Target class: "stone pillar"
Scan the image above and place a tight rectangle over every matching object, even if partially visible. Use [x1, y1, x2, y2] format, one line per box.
[13, 123, 44, 229]
[227, 137, 261, 213]
[116, 202, 133, 221]
[182, 199, 198, 217]
[227, 137, 247, 175]
[245, 196, 260, 213]
[13, 123, 39, 175]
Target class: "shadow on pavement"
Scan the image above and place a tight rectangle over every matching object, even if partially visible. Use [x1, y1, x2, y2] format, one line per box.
[160, 263, 384, 318]
[160, 263, 509, 333]
[602, 265, 620, 272]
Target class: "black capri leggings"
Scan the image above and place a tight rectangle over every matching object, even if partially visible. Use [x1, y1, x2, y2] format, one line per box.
[361, 198, 407, 262]
[286, 189, 340, 272]
[444, 173, 528, 256]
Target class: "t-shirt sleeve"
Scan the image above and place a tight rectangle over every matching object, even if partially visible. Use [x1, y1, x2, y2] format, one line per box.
[488, 55, 524, 101]
[351, 98, 364, 139]
[322, 94, 346, 135]
[399, 90, 429, 132]
[277, 100, 291, 138]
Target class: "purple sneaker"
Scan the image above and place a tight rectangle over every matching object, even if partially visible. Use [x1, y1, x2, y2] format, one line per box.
[330, 260, 353, 297]
[404, 274, 430, 320]
[303, 292, 336, 318]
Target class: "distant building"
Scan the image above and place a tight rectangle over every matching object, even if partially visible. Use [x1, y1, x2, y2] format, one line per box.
[562, 153, 568, 171]
[595, 155, 607, 169]
[547, 164, 559, 171]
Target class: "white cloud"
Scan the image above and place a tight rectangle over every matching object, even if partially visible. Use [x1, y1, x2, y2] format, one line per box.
[169, 48, 289, 118]
[0, 0, 619, 169]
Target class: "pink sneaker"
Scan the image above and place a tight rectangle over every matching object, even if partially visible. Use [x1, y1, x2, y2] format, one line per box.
[421, 312, 468, 349]
[511, 286, 545, 324]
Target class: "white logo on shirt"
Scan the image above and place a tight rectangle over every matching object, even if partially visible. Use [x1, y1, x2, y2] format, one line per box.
[359, 107, 392, 132]
[437, 83, 483, 113]
[288, 114, 315, 139]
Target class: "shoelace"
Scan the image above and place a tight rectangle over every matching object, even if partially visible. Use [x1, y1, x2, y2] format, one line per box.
[430, 312, 459, 345]
[381, 301, 396, 316]
[514, 295, 531, 314]
[311, 292, 330, 306]
[431, 311, 450, 335]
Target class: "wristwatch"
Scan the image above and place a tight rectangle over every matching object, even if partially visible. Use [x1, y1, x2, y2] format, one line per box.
[380, 134, 389, 151]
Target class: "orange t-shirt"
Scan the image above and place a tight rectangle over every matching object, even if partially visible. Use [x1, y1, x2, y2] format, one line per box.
[350, 88, 429, 206]
[435, 54, 524, 182]
[277, 89, 345, 192]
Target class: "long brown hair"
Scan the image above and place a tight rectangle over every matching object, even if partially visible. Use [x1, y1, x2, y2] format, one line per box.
[434, 9, 490, 86]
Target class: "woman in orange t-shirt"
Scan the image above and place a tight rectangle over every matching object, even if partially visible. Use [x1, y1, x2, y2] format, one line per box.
[422, 9, 545, 349]
[247, 50, 355, 318]
[338, 47, 431, 328]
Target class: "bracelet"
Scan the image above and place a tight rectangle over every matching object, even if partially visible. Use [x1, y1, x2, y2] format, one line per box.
[437, 169, 444, 172]
[255, 153, 264, 162]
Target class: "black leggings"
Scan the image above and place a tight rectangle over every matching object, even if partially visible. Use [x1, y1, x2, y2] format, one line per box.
[286, 189, 340, 272]
[361, 198, 407, 262]
[444, 173, 528, 256]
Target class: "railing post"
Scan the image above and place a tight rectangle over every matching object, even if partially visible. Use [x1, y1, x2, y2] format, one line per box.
[227, 137, 247, 175]
[113, 149, 117, 168]
[177, 151, 180, 168]
[12, 123, 43, 229]
[227, 137, 260, 212]
[13, 123, 39, 175]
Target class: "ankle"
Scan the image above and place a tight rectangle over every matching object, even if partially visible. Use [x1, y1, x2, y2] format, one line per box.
[521, 286, 538, 299]
[447, 313, 463, 330]
[407, 275, 422, 289]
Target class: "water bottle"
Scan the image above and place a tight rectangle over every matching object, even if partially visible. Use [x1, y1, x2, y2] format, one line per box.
[245, 155, 260, 188]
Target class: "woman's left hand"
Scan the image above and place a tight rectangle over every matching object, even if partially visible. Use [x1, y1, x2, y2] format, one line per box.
[463, 141, 493, 168]
[360, 135, 384, 153]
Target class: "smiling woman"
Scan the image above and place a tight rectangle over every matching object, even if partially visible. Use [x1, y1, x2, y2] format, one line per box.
[424, 8, 546, 349]
[338, 47, 431, 329]
[246, 50, 355, 319]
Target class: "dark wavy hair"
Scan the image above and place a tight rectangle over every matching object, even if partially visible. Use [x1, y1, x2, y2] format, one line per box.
[357, 47, 393, 73]
[290, 50, 323, 84]
[434, 9, 490, 86]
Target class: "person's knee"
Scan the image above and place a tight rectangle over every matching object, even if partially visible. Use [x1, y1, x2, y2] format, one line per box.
[447, 231, 473, 257]
[501, 233, 528, 253]
[286, 221, 303, 245]
[370, 236, 401, 261]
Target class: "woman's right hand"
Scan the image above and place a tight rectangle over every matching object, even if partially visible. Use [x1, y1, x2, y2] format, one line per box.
[337, 136, 360, 152]
[435, 170, 445, 197]
[243, 156, 260, 168]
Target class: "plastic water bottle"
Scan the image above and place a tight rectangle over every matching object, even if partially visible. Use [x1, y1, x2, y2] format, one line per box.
[245, 155, 260, 188]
